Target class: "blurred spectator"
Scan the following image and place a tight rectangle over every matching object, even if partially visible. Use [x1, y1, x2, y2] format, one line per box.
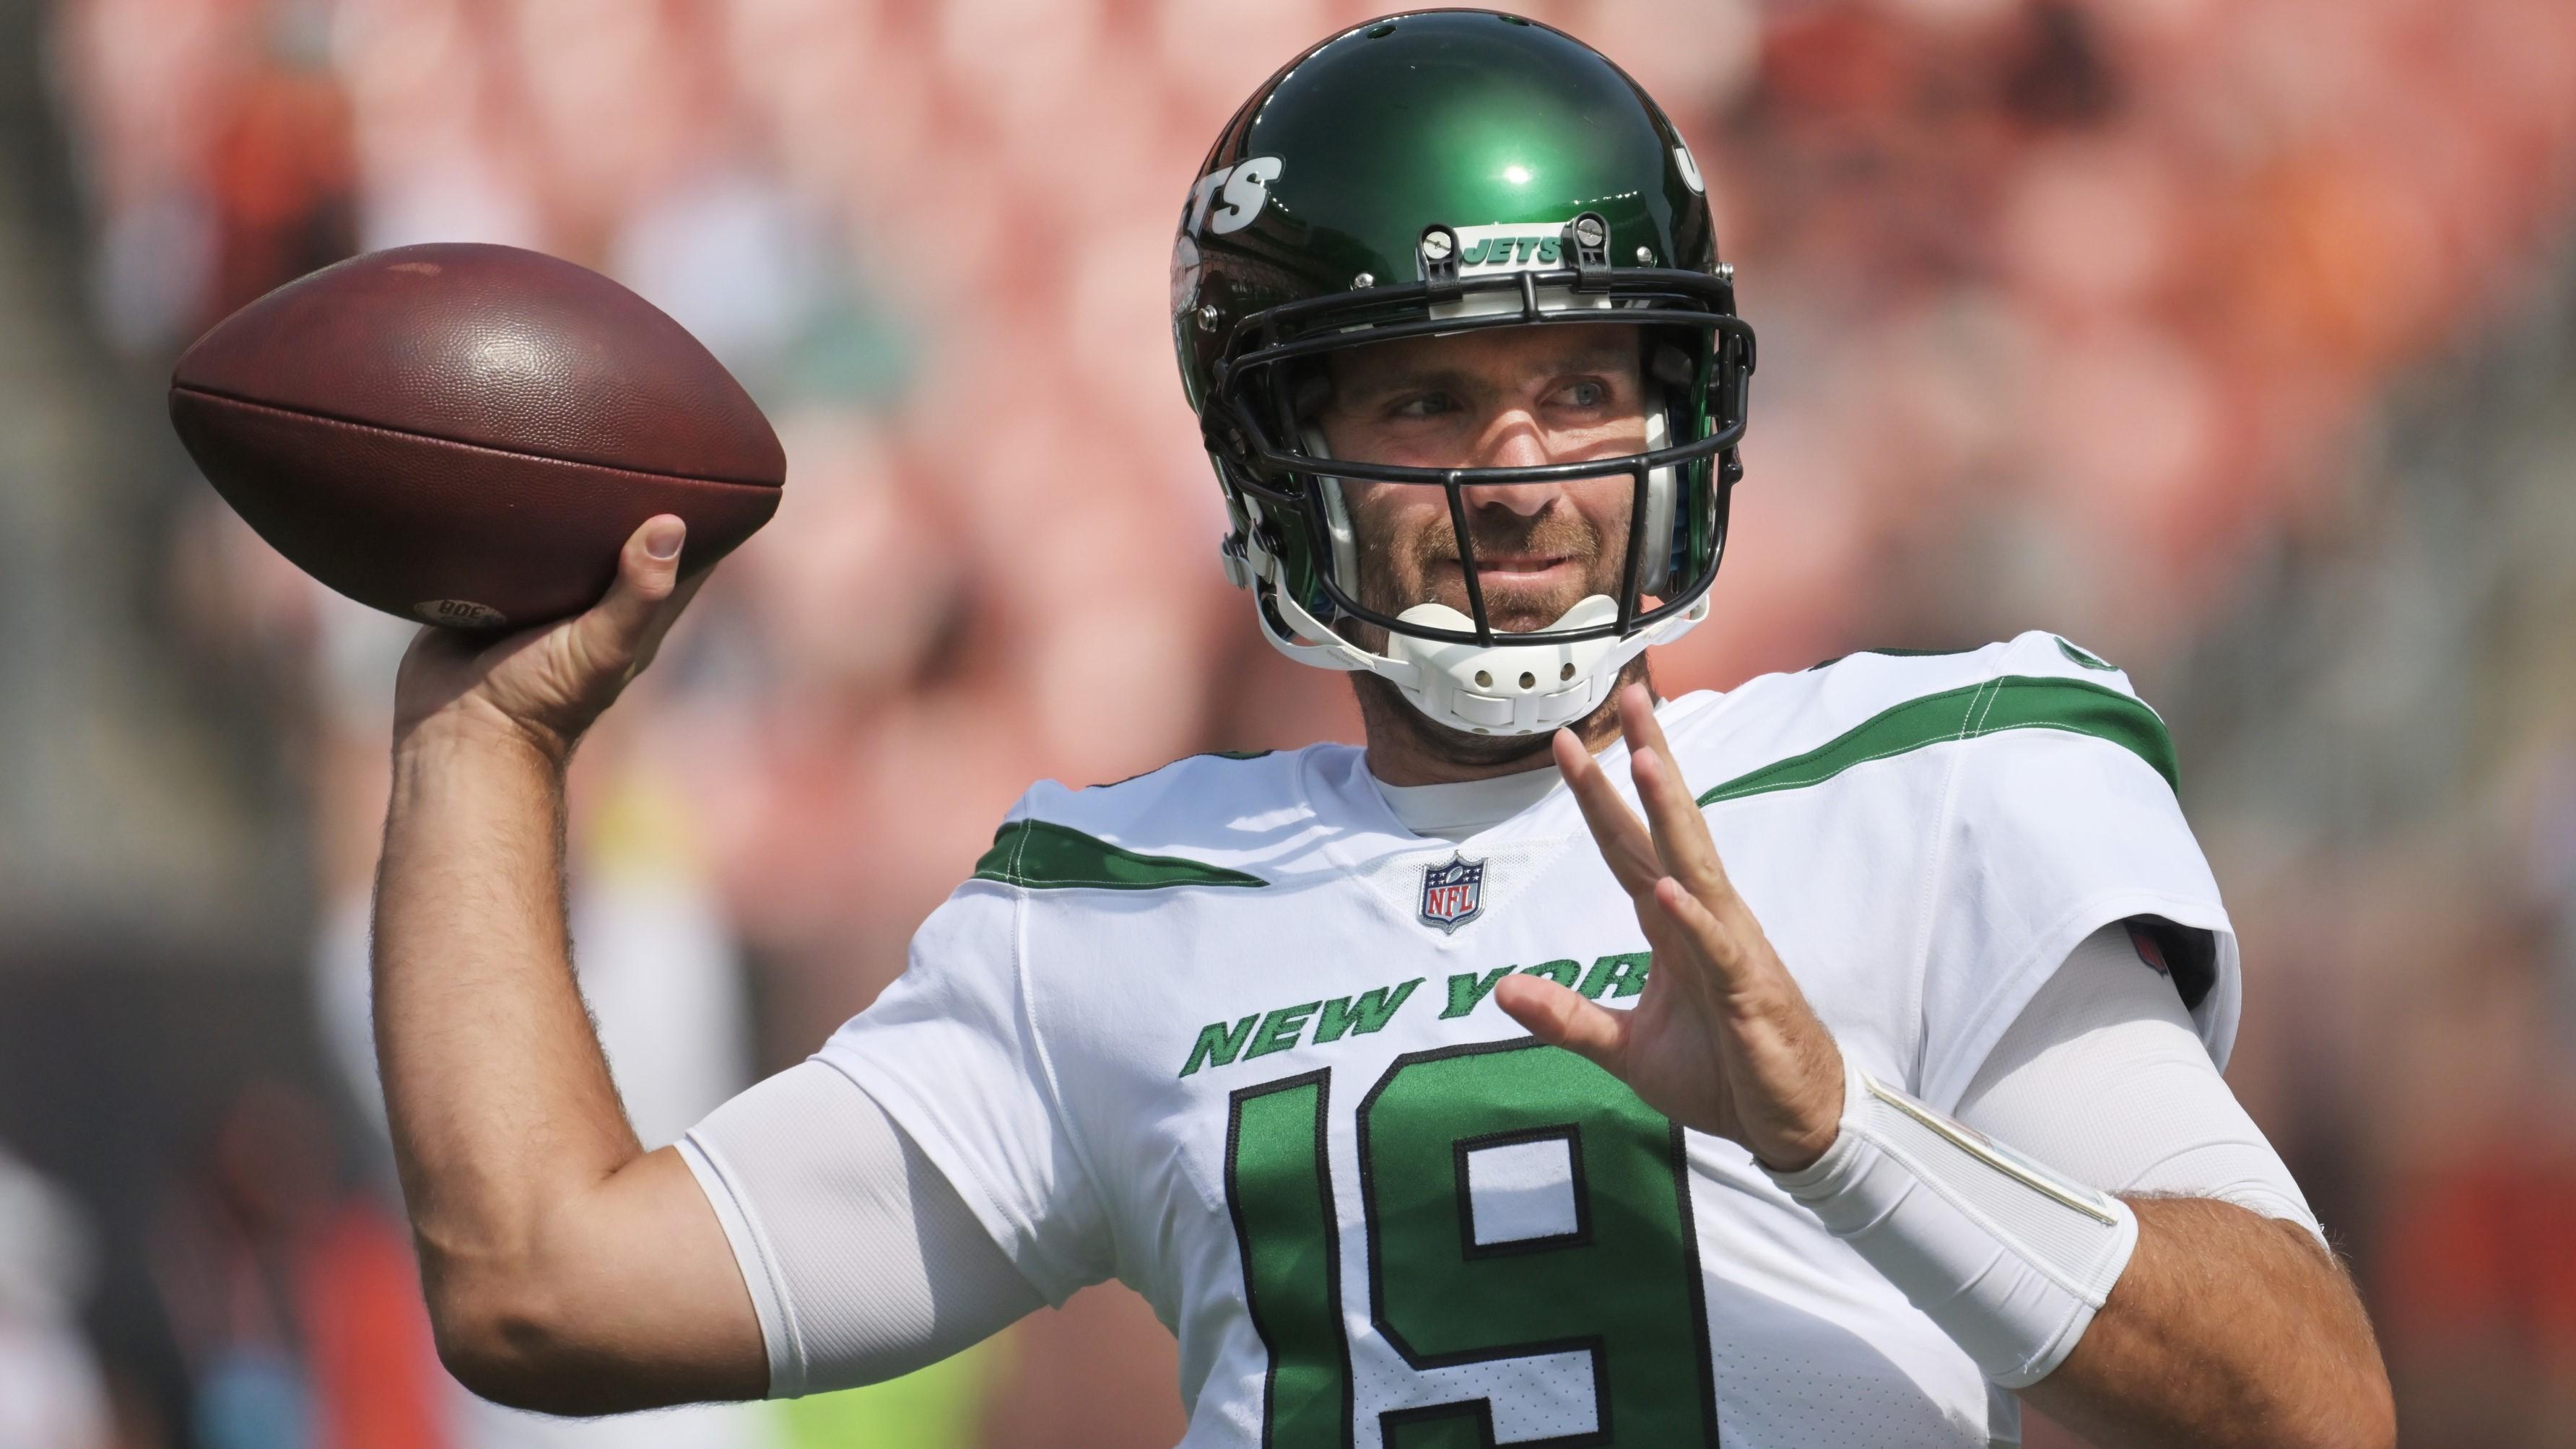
[148, 1081, 446, 1449]
[0, 1145, 113, 1449]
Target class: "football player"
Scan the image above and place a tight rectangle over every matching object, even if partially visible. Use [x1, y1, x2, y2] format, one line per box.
[370, 13, 2393, 1447]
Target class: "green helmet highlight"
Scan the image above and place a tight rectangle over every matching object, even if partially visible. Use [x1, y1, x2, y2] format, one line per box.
[1171, 9, 1756, 734]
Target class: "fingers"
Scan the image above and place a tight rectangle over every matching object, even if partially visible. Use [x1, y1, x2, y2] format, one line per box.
[1619, 685, 1737, 904]
[1552, 726, 1665, 895]
[1648, 875, 1757, 988]
[1494, 974, 1630, 1073]
[570, 517, 687, 676]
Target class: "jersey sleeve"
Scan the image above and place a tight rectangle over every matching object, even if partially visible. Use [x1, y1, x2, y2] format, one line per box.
[1913, 633, 2242, 1110]
[811, 878, 1116, 1306]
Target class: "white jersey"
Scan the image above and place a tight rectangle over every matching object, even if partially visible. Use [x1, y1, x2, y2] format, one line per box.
[821, 630, 2239, 1448]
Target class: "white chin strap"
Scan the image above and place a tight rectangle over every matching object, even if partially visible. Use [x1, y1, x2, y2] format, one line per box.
[1253, 577, 1710, 736]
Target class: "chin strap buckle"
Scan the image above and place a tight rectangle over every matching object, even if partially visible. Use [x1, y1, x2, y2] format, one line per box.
[1217, 531, 1253, 589]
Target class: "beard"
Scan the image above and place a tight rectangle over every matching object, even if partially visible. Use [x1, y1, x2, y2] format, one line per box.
[1336, 487, 1651, 773]
[1345, 490, 1628, 645]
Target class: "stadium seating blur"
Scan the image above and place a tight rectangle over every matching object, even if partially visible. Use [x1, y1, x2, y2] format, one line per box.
[7, 0, 2576, 1444]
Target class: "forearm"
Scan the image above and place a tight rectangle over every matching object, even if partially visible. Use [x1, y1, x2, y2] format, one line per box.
[2024, 1196, 2392, 1448]
[372, 718, 640, 1320]
[1772, 1058, 2390, 1448]
[357, 528, 764, 1410]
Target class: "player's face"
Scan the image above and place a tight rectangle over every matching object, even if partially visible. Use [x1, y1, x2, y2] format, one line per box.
[1315, 325, 1648, 639]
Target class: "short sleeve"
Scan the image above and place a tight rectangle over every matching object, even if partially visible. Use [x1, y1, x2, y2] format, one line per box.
[813, 882, 1115, 1305]
[1915, 667, 2241, 1112]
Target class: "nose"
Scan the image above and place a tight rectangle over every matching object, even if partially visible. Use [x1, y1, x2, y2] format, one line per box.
[1455, 405, 1562, 517]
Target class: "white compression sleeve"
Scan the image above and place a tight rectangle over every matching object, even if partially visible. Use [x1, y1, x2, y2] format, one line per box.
[678, 1060, 1046, 1398]
[1765, 923, 2323, 1388]
[1955, 924, 2323, 1244]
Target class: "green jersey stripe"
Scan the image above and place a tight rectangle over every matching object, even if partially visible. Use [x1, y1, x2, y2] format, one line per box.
[972, 818, 1271, 891]
[1698, 675, 2179, 806]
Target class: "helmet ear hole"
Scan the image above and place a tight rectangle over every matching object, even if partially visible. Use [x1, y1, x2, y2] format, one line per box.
[1292, 370, 1332, 419]
[1650, 341, 1695, 388]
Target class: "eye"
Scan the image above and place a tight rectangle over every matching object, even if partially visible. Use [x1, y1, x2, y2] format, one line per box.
[1388, 392, 1456, 419]
[1558, 379, 1609, 408]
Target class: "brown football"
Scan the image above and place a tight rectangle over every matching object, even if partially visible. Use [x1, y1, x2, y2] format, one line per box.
[170, 242, 786, 631]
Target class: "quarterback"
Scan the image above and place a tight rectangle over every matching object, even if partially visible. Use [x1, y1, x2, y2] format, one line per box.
[371, 13, 2393, 1448]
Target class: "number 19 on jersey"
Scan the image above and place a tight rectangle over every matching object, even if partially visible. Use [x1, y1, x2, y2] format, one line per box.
[1224, 1038, 1722, 1447]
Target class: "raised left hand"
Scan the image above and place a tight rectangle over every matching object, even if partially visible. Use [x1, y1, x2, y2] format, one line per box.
[1494, 684, 1848, 1170]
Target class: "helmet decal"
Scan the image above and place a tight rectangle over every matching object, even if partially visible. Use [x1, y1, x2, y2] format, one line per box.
[1451, 222, 1575, 277]
[1183, 157, 1284, 242]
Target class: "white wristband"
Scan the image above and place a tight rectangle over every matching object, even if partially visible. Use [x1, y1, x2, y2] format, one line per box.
[1766, 1058, 2140, 1388]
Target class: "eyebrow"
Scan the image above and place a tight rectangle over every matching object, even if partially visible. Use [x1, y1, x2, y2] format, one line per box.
[1333, 341, 1638, 401]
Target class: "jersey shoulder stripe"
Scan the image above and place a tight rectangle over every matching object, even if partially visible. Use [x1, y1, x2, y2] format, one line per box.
[972, 819, 1269, 892]
[1688, 630, 2176, 805]
[1700, 674, 2175, 804]
[981, 746, 1337, 892]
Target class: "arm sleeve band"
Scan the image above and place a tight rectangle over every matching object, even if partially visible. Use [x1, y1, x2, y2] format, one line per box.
[1765, 1056, 2139, 1388]
[678, 1059, 1046, 1398]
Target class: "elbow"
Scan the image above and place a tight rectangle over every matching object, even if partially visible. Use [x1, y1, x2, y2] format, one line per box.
[2273, 1351, 2394, 1449]
[427, 1282, 560, 1412]
[2289, 1398, 2394, 1449]
[425, 1270, 609, 1416]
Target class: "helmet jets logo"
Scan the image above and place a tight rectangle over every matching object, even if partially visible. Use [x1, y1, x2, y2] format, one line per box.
[1447, 221, 1578, 278]
[1175, 157, 1282, 316]
[1183, 156, 1284, 240]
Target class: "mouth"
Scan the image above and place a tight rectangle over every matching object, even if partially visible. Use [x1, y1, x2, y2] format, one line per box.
[1443, 554, 1576, 586]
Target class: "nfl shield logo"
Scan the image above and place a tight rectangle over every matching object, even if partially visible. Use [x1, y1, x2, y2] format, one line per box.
[1418, 855, 1487, 934]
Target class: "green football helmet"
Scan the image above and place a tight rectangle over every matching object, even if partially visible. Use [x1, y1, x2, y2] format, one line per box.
[1173, 9, 1755, 737]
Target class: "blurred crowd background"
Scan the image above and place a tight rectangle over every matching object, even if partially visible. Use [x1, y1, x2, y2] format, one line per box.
[1, 0, 2573, 1444]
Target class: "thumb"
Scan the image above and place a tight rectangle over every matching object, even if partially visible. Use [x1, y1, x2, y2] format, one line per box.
[570, 515, 685, 675]
[1494, 974, 1631, 1075]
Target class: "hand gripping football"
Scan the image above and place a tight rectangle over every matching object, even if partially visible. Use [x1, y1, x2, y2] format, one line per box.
[170, 243, 786, 630]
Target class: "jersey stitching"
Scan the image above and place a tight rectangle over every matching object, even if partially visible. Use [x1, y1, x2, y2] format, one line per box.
[1905, 675, 1985, 1098]
[1966, 674, 2003, 737]
[1694, 674, 2175, 805]
[1702, 708, 2163, 799]
[1008, 873, 1119, 1294]
[1007, 809, 1033, 885]
[978, 817, 1267, 891]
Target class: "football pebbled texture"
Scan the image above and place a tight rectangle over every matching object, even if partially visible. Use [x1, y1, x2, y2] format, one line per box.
[170, 242, 785, 630]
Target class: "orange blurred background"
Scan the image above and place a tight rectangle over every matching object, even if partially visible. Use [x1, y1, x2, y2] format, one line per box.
[4, 1, 2575, 1445]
